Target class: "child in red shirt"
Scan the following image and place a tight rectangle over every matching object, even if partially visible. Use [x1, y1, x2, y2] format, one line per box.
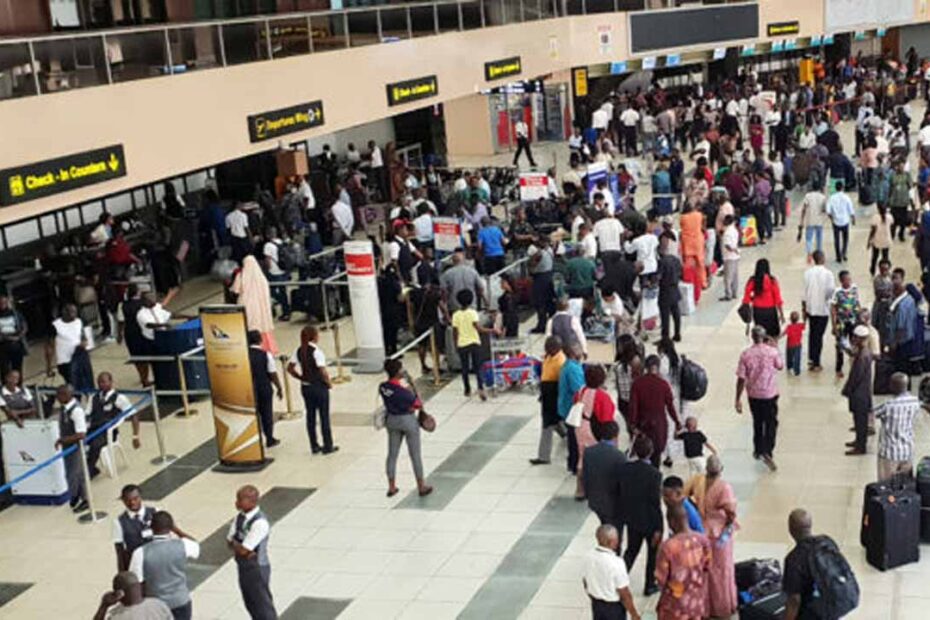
[783, 311, 805, 376]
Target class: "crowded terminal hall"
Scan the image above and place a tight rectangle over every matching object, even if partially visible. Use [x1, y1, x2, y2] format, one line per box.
[6, 1, 930, 618]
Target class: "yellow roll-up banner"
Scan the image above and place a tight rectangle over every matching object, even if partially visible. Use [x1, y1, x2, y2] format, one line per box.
[200, 306, 266, 468]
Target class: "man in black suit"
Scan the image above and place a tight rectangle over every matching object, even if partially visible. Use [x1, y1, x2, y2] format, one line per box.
[582, 421, 627, 536]
[617, 435, 663, 596]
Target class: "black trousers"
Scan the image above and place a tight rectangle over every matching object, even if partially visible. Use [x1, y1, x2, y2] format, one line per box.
[532, 272, 555, 331]
[891, 207, 910, 241]
[832, 225, 849, 262]
[808, 315, 829, 367]
[852, 407, 869, 452]
[256, 387, 275, 442]
[659, 299, 681, 340]
[591, 598, 627, 620]
[567, 425, 579, 475]
[301, 383, 333, 451]
[622, 126, 638, 155]
[513, 137, 536, 167]
[622, 527, 658, 591]
[870, 247, 889, 276]
[231, 237, 252, 264]
[0, 341, 24, 381]
[748, 396, 779, 458]
[238, 562, 277, 620]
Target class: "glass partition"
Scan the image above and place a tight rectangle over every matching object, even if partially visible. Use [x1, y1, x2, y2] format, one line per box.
[379, 8, 411, 41]
[311, 13, 349, 52]
[461, 0, 483, 28]
[437, 2, 461, 31]
[482, 0, 504, 26]
[348, 9, 380, 47]
[565, 0, 584, 15]
[0, 43, 37, 100]
[267, 17, 312, 59]
[32, 36, 108, 93]
[586, 0, 615, 12]
[167, 26, 223, 72]
[222, 21, 270, 65]
[502, 0, 524, 22]
[105, 31, 169, 82]
[410, 5, 437, 37]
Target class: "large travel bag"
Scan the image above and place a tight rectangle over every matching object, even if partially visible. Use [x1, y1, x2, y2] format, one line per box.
[739, 591, 787, 620]
[863, 488, 921, 571]
[917, 456, 930, 542]
[860, 476, 917, 546]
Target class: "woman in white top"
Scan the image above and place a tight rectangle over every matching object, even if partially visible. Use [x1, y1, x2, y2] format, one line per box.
[867, 204, 894, 276]
[44, 304, 86, 382]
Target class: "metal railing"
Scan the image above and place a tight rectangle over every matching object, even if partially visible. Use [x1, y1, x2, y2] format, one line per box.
[0, 0, 661, 101]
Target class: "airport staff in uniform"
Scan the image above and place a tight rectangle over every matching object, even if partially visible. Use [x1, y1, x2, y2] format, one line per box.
[129, 510, 200, 620]
[513, 119, 537, 168]
[228, 485, 277, 620]
[112, 484, 156, 572]
[86, 372, 137, 478]
[54, 384, 88, 513]
[248, 330, 283, 448]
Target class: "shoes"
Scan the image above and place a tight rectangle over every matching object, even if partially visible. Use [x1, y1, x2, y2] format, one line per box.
[418, 486, 433, 497]
[279, 315, 291, 322]
[464, 389, 471, 398]
[88, 466, 101, 480]
[845, 440, 857, 448]
[266, 438, 280, 448]
[761, 455, 778, 471]
[643, 585, 660, 597]
[310, 445, 322, 454]
[72, 500, 89, 513]
[719, 297, 731, 302]
[868, 427, 876, 436]
[845, 448, 866, 456]
[529, 458, 550, 465]
[529, 328, 545, 334]
[101, 336, 117, 345]
[810, 366, 823, 373]
[663, 457, 673, 468]
[387, 488, 399, 498]
[574, 495, 587, 502]
[321, 446, 340, 455]
[479, 390, 487, 402]
[673, 334, 681, 343]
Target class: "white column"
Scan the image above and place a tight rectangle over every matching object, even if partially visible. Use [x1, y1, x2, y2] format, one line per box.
[344, 240, 385, 373]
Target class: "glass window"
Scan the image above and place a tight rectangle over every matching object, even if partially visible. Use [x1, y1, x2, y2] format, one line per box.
[410, 5, 437, 38]
[33, 36, 108, 93]
[437, 3, 460, 32]
[311, 14, 348, 52]
[461, 1, 482, 29]
[348, 10, 379, 47]
[4, 220, 40, 249]
[167, 26, 223, 71]
[379, 8, 410, 41]
[105, 193, 134, 216]
[0, 43, 37, 100]
[267, 18, 312, 59]
[222, 22, 270, 65]
[105, 31, 169, 83]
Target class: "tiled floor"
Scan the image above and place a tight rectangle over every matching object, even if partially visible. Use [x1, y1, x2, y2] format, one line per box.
[0, 114, 928, 619]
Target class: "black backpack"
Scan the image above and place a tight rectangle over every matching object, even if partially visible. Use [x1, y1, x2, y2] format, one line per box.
[275, 241, 304, 272]
[803, 535, 859, 619]
[679, 356, 708, 401]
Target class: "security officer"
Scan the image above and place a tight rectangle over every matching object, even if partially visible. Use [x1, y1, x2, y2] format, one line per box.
[54, 384, 88, 513]
[86, 372, 137, 478]
[112, 484, 156, 572]
[247, 331, 283, 448]
[227, 485, 277, 620]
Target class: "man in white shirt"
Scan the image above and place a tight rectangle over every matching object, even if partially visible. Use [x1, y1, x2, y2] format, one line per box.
[803, 250, 836, 372]
[225, 202, 252, 264]
[589, 180, 615, 215]
[620, 106, 641, 156]
[54, 384, 88, 512]
[798, 126, 816, 151]
[136, 293, 172, 344]
[262, 227, 291, 321]
[228, 485, 277, 619]
[367, 140, 388, 200]
[129, 510, 200, 619]
[593, 212, 624, 256]
[579, 224, 598, 260]
[721, 215, 741, 301]
[331, 197, 354, 245]
[298, 176, 315, 212]
[45, 303, 85, 382]
[583, 524, 641, 620]
[625, 230, 659, 277]
[592, 104, 610, 134]
[799, 185, 828, 261]
[513, 119, 537, 168]
[825, 182, 855, 263]
[413, 203, 434, 246]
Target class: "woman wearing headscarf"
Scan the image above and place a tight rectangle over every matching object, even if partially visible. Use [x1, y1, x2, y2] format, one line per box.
[742, 258, 784, 338]
[684, 455, 738, 618]
[230, 255, 278, 354]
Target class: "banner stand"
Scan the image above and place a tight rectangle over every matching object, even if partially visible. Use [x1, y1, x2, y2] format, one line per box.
[200, 305, 272, 472]
[344, 241, 385, 373]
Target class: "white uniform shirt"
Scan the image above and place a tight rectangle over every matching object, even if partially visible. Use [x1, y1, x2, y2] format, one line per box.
[370, 146, 383, 168]
[136, 304, 172, 342]
[332, 200, 354, 237]
[625, 233, 659, 275]
[129, 535, 200, 583]
[413, 214, 434, 243]
[299, 180, 316, 210]
[584, 546, 630, 602]
[225, 210, 249, 239]
[722, 225, 740, 261]
[112, 504, 158, 545]
[61, 398, 87, 434]
[620, 109, 640, 127]
[514, 121, 529, 138]
[263, 240, 284, 276]
[52, 318, 84, 365]
[593, 217, 624, 253]
[289, 345, 327, 385]
[226, 506, 270, 552]
[580, 234, 598, 259]
[591, 108, 609, 130]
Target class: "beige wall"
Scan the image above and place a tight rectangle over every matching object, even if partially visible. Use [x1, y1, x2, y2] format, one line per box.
[445, 95, 494, 158]
[0, 2, 911, 224]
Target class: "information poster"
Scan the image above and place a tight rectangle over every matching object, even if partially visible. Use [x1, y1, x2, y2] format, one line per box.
[519, 172, 549, 202]
[200, 306, 266, 468]
[433, 217, 462, 252]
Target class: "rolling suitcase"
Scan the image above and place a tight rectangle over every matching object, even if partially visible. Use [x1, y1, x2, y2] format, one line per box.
[917, 457, 930, 542]
[860, 476, 916, 546]
[864, 489, 920, 571]
[873, 358, 895, 395]
[739, 591, 786, 620]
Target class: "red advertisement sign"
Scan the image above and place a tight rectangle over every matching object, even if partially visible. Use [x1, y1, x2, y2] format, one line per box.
[345, 252, 375, 277]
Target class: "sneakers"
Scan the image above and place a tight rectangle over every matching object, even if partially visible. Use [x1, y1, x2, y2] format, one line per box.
[266, 438, 280, 448]
[529, 458, 550, 466]
[321, 446, 339, 455]
[761, 455, 778, 471]
[72, 499, 89, 513]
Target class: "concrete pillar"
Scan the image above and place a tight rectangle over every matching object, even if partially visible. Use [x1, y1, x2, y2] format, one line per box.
[445, 94, 495, 162]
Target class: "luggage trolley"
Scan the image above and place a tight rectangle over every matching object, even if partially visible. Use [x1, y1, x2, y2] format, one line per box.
[482, 336, 541, 396]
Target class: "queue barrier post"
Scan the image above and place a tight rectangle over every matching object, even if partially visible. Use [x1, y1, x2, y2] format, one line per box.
[331, 321, 351, 385]
[429, 329, 442, 387]
[149, 384, 177, 465]
[76, 441, 107, 524]
[278, 355, 300, 420]
[176, 356, 197, 417]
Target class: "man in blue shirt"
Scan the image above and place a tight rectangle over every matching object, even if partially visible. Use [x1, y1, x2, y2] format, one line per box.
[477, 217, 508, 275]
[890, 268, 919, 374]
[825, 181, 856, 262]
[662, 475, 704, 534]
[558, 343, 586, 475]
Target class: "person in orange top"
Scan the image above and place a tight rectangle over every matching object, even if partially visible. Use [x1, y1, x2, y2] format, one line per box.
[679, 203, 707, 290]
[742, 258, 785, 338]
[531, 336, 567, 466]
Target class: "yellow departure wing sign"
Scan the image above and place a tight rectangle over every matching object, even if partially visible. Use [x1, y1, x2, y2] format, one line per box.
[386, 75, 439, 107]
[247, 100, 325, 143]
[0, 144, 127, 207]
[485, 56, 522, 82]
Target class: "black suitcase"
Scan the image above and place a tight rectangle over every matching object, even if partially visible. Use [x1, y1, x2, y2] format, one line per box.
[917, 457, 930, 542]
[861, 476, 916, 546]
[739, 591, 786, 620]
[873, 358, 895, 396]
[735, 558, 781, 592]
[864, 489, 920, 571]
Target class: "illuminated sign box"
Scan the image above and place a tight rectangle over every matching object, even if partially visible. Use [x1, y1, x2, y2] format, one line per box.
[0, 145, 127, 207]
[386, 75, 439, 107]
[484, 56, 522, 82]
[767, 21, 800, 37]
[247, 101, 324, 143]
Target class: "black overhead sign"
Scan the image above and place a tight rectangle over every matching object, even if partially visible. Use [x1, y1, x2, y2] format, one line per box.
[247, 100, 325, 143]
[485, 56, 523, 81]
[630, 3, 759, 53]
[386, 75, 439, 107]
[0, 145, 127, 207]
[767, 21, 800, 37]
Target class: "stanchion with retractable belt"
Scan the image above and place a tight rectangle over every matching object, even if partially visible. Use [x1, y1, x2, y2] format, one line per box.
[148, 384, 177, 465]
[277, 355, 300, 420]
[76, 441, 107, 523]
[429, 330, 441, 387]
[330, 320, 351, 384]
[175, 354, 200, 417]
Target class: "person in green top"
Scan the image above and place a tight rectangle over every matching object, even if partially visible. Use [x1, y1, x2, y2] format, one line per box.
[566, 246, 597, 300]
[887, 160, 914, 242]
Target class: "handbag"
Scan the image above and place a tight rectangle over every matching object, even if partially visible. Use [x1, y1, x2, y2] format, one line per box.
[372, 406, 386, 430]
[418, 410, 436, 432]
[565, 387, 592, 428]
[737, 303, 753, 324]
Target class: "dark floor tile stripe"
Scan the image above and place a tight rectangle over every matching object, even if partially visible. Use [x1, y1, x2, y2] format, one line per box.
[279, 596, 352, 620]
[138, 439, 218, 501]
[188, 486, 314, 589]
[458, 496, 589, 619]
[0, 583, 32, 609]
[394, 415, 530, 511]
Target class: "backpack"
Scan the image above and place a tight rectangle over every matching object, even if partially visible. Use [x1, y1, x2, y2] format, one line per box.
[275, 241, 304, 272]
[678, 356, 708, 401]
[803, 535, 860, 619]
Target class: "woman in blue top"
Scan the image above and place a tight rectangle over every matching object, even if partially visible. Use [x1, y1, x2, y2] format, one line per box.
[379, 359, 432, 499]
[558, 343, 586, 476]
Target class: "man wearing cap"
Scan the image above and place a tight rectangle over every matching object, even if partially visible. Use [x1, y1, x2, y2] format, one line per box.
[842, 325, 874, 456]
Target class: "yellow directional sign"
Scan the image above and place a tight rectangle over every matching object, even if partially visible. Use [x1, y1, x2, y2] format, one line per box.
[247, 101, 325, 143]
[386, 75, 439, 107]
[0, 145, 127, 206]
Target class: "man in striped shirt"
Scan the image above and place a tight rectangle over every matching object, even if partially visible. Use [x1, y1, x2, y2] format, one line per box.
[874, 373, 926, 481]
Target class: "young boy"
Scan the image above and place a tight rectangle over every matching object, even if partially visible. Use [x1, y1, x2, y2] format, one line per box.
[676, 416, 717, 476]
[783, 311, 805, 376]
[451, 289, 497, 401]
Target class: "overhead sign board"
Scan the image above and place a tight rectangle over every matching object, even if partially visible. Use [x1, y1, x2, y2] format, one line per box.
[767, 21, 800, 37]
[665, 54, 681, 67]
[610, 61, 628, 75]
[247, 101, 324, 143]
[573, 67, 588, 97]
[386, 75, 439, 107]
[484, 56, 522, 81]
[713, 47, 727, 60]
[0, 145, 127, 207]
